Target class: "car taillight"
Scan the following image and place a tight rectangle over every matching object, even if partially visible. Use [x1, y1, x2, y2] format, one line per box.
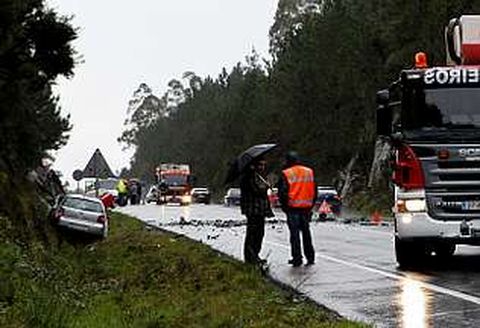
[54, 207, 64, 221]
[393, 144, 425, 190]
[97, 215, 107, 224]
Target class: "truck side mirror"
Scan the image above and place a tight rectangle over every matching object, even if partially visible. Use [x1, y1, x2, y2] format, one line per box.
[376, 90, 392, 137]
[376, 89, 390, 105]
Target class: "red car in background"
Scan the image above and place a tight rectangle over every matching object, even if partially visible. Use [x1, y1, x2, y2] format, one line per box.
[315, 186, 342, 220]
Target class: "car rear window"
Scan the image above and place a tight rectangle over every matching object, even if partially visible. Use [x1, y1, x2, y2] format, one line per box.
[63, 197, 103, 213]
[228, 189, 241, 196]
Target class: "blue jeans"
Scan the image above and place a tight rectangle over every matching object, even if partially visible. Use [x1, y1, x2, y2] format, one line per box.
[287, 212, 315, 264]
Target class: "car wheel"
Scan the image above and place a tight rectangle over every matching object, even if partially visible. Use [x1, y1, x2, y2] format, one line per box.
[395, 237, 413, 268]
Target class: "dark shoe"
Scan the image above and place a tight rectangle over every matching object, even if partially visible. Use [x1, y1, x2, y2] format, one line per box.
[288, 259, 302, 267]
[305, 260, 315, 266]
[258, 260, 269, 273]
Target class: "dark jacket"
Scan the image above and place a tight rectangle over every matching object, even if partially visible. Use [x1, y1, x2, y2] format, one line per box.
[278, 164, 317, 214]
[240, 169, 274, 218]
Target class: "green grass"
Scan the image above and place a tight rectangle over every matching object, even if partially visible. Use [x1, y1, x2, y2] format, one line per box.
[0, 212, 367, 328]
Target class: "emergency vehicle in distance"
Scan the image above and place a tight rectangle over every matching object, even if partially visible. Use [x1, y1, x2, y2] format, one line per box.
[155, 163, 193, 205]
[377, 15, 480, 267]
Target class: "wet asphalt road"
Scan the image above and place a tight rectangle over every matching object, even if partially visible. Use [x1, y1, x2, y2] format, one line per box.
[118, 204, 480, 327]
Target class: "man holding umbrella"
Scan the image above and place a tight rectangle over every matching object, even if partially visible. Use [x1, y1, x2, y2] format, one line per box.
[226, 144, 276, 266]
[240, 157, 274, 265]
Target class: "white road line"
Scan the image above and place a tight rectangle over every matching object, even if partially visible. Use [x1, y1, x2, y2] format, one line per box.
[431, 308, 480, 317]
[265, 240, 480, 306]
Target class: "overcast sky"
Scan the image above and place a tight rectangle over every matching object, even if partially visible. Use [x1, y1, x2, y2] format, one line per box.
[47, 0, 279, 183]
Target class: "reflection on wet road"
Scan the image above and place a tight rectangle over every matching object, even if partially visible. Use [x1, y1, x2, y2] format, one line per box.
[118, 204, 480, 327]
[400, 278, 429, 328]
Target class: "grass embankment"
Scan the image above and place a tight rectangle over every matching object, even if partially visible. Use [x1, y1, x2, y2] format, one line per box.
[1, 212, 366, 327]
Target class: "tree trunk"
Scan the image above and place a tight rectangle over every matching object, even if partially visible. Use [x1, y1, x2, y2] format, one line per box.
[340, 153, 359, 199]
[368, 138, 392, 188]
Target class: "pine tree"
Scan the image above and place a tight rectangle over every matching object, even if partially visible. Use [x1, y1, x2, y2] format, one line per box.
[0, 0, 77, 172]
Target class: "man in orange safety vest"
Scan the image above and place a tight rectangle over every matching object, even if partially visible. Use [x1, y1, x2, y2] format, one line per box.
[278, 151, 316, 267]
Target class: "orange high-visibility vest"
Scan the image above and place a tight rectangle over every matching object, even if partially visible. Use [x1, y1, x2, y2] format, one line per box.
[282, 165, 315, 208]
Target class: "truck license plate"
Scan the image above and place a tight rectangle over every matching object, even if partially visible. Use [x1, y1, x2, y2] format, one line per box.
[462, 201, 480, 210]
[472, 229, 480, 238]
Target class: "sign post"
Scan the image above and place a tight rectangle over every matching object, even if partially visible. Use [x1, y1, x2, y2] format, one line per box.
[72, 169, 83, 193]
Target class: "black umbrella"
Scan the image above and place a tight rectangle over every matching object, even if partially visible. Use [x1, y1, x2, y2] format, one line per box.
[225, 143, 278, 184]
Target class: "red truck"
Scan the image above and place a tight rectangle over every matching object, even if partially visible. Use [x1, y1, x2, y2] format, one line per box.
[155, 163, 193, 205]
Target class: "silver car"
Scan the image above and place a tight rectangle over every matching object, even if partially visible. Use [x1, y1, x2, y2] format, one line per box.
[52, 194, 108, 238]
[224, 188, 241, 206]
[145, 185, 159, 204]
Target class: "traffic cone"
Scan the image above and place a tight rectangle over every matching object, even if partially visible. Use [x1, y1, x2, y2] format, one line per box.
[371, 211, 382, 225]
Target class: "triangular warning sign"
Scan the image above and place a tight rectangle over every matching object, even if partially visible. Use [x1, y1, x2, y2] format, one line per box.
[82, 149, 115, 179]
[318, 200, 332, 215]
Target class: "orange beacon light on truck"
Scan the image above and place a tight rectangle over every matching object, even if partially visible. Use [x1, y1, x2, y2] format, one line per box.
[415, 52, 428, 68]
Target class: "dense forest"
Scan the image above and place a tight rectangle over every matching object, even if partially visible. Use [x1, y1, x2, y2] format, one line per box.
[121, 0, 480, 209]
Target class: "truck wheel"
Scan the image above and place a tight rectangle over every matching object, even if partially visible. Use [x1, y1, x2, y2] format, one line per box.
[434, 243, 456, 258]
[395, 237, 425, 268]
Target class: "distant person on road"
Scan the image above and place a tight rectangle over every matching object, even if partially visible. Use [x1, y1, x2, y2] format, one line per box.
[278, 151, 316, 267]
[136, 180, 142, 204]
[116, 178, 128, 206]
[129, 180, 139, 205]
[240, 157, 274, 266]
[158, 177, 168, 204]
[138, 180, 145, 204]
